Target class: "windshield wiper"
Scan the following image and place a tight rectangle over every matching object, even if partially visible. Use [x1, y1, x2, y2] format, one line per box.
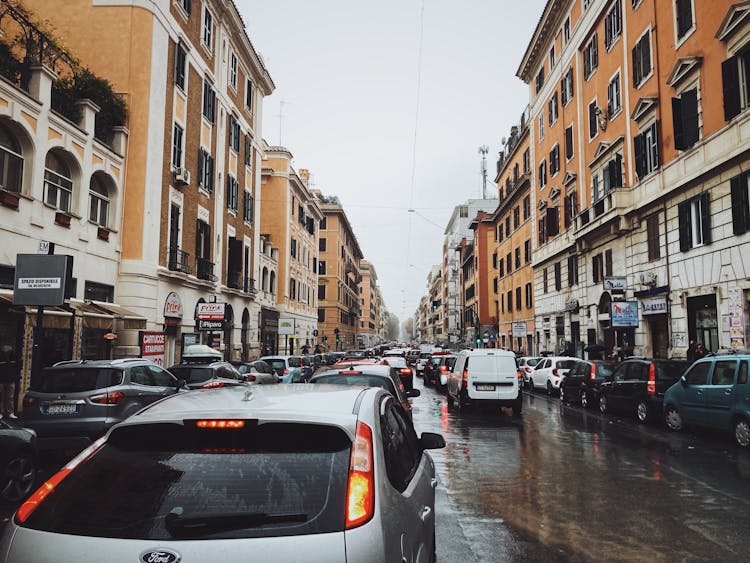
[164, 511, 308, 537]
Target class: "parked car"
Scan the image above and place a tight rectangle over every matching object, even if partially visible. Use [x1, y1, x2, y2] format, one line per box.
[517, 356, 541, 387]
[379, 356, 414, 391]
[21, 358, 184, 451]
[663, 354, 750, 447]
[0, 418, 37, 504]
[559, 360, 618, 407]
[436, 355, 458, 393]
[598, 358, 689, 423]
[230, 360, 279, 385]
[280, 367, 308, 384]
[4, 386, 444, 563]
[529, 357, 577, 395]
[260, 355, 304, 379]
[446, 349, 522, 415]
[310, 364, 420, 416]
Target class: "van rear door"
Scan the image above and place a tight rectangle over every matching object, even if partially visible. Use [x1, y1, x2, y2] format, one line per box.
[467, 355, 517, 401]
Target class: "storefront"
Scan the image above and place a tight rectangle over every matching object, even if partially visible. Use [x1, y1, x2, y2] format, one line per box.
[687, 294, 719, 353]
[260, 307, 279, 356]
[638, 288, 669, 359]
[163, 292, 183, 365]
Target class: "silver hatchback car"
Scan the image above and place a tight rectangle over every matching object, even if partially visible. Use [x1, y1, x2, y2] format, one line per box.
[2, 385, 445, 562]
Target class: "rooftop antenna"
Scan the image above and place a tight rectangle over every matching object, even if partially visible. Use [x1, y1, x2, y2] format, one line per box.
[275, 100, 290, 146]
[478, 145, 489, 199]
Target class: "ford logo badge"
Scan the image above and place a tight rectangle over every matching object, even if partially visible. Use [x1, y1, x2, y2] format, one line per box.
[140, 549, 181, 563]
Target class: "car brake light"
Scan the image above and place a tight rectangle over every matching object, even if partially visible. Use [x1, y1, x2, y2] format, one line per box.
[462, 369, 468, 389]
[517, 369, 523, 381]
[201, 380, 224, 389]
[440, 366, 448, 374]
[346, 421, 374, 529]
[245, 374, 257, 382]
[90, 391, 125, 405]
[590, 363, 597, 382]
[524, 366, 533, 373]
[22, 396, 37, 408]
[16, 436, 106, 523]
[647, 364, 656, 396]
[340, 370, 363, 375]
[552, 368, 558, 377]
[283, 368, 289, 375]
[195, 419, 246, 429]
[400, 368, 412, 375]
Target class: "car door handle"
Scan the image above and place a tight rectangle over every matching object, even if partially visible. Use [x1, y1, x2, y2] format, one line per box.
[431, 478, 438, 489]
[724, 390, 733, 395]
[696, 390, 703, 395]
[420, 506, 432, 522]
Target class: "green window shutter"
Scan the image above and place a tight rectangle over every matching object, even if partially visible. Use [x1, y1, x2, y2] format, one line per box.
[731, 174, 750, 235]
[678, 200, 691, 252]
[700, 192, 711, 245]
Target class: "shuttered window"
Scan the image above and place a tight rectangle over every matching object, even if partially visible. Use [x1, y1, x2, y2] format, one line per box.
[632, 31, 652, 87]
[672, 88, 699, 150]
[634, 122, 659, 180]
[565, 126, 574, 160]
[605, 249, 613, 277]
[678, 192, 711, 251]
[583, 33, 598, 80]
[730, 172, 750, 235]
[675, 0, 693, 40]
[589, 101, 598, 139]
[647, 214, 661, 260]
[568, 254, 578, 286]
[547, 206, 560, 237]
[554, 262, 561, 291]
[722, 50, 750, 122]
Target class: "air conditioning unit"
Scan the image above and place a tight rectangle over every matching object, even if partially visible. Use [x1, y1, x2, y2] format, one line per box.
[173, 168, 190, 186]
[640, 271, 657, 286]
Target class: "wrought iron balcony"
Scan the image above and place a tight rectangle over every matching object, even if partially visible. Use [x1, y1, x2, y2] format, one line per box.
[196, 257, 217, 282]
[168, 247, 192, 274]
[227, 271, 243, 289]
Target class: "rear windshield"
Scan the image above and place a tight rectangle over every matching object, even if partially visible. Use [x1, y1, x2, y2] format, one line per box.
[34, 368, 123, 393]
[251, 362, 273, 374]
[445, 358, 457, 369]
[287, 357, 302, 368]
[169, 367, 213, 384]
[525, 358, 540, 367]
[656, 361, 689, 381]
[555, 360, 577, 369]
[313, 374, 396, 395]
[420, 353, 431, 359]
[595, 363, 617, 378]
[385, 357, 407, 367]
[22, 422, 350, 540]
[469, 356, 517, 374]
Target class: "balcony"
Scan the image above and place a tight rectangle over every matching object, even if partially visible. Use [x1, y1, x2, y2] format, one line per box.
[227, 271, 242, 290]
[196, 258, 217, 282]
[168, 247, 192, 274]
[244, 277, 257, 294]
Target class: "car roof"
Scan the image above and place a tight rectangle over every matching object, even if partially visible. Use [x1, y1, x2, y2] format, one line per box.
[47, 358, 149, 369]
[458, 349, 516, 357]
[123, 385, 372, 435]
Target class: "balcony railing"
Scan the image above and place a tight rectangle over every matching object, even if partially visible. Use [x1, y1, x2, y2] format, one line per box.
[244, 277, 256, 293]
[168, 247, 192, 274]
[196, 257, 217, 282]
[227, 271, 242, 289]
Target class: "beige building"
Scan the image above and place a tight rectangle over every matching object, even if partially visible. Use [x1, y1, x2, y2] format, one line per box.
[358, 260, 382, 348]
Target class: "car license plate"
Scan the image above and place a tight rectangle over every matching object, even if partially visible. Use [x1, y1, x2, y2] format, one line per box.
[476, 384, 495, 391]
[44, 403, 78, 415]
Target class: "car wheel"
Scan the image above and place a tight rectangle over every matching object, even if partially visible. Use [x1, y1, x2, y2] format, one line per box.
[664, 406, 683, 432]
[580, 390, 588, 409]
[1, 452, 36, 504]
[735, 418, 750, 448]
[636, 400, 650, 424]
[546, 381, 553, 396]
[599, 394, 608, 414]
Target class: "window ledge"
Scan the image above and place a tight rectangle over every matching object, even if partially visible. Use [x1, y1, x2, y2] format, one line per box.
[675, 27, 696, 51]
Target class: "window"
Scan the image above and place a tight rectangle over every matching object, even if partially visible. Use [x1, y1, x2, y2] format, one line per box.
[634, 121, 659, 179]
[565, 125, 574, 160]
[567, 254, 578, 286]
[0, 123, 23, 193]
[608, 73, 622, 117]
[632, 30, 652, 87]
[554, 262, 562, 291]
[245, 135, 253, 167]
[524, 239, 531, 263]
[548, 92, 558, 125]
[318, 308, 325, 322]
[592, 253, 603, 284]
[588, 100, 598, 139]
[318, 284, 326, 300]
[380, 401, 422, 493]
[175, 43, 186, 89]
[564, 192, 578, 228]
[549, 145, 560, 176]
[506, 216, 511, 235]
[583, 0, 592, 8]
[538, 115, 545, 141]
[493, 278, 498, 294]
[498, 223, 504, 242]
[290, 237, 297, 259]
[539, 160, 547, 188]
[584, 33, 598, 80]
[88, 175, 109, 228]
[543, 268, 548, 293]
[675, 0, 694, 41]
[226, 175, 238, 211]
[229, 52, 237, 89]
[44, 152, 72, 212]
[722, 49, 750, 121]
[506, 252, 512, 273]
[647, 214, 661, 260]
[229, 115, 240, 153]
[84, 281, 113, 303]
[523, 196, 531, 220]
[459, 206, 468, 218]
[536, 68, 545, 94]
[202, 80, 216, 123]
[604, 1, 622, 50]
[561, 68, 574, 106]
[516, 287, 522, 311]
[563, 17, 570, 44]
[731, 171, 750, 235]
[202, 7, 213, 50]
[538, 215, 547, 245]
[499, 256, 505, 278]
[513, 206, 520, 228]
[290, 278, 296, 300]
[739, 361, 748, 385]
[525, 283, 532, 309]
[549, 46, 556, 68]
[507, 290, 513, 313]
[523, 149, 531, 173]
[178, 0, 191, 16]
[318, 260, 326, 275]
[197, 148, 214, 193]
[678, 192, 711, 251]
[245, 79, 254, 111]
[515, 247, 521, 269]
[492, 252, 498, 269]
[602, 154, 623, 195]
[605, 249, 613, 276]
[172, 123, 183, 168]
[243, 190, 253, 222]
[672, 87, 699, 150]
[196, 219, 210, 261]
[319, 237, 327, 252]
[547, 206, 560, 237]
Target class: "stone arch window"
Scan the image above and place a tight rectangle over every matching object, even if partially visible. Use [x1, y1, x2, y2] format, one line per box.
[89, 173, 111, 227]
[0, 122, 23, 193]
[44, 151, 74, 212]
[261, 267, 269, 291]
[269, 270, 276, 295]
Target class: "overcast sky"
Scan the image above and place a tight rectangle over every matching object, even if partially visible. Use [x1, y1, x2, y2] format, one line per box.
[238, 0, 544, 326]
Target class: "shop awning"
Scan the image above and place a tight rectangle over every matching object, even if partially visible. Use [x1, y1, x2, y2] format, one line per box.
[68, 299, 114, 331]
[27, 306, 73, 329]
[91, 301, 147, 330]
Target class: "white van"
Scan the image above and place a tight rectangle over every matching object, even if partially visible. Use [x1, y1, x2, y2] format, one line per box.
[447, 349, 522, 415]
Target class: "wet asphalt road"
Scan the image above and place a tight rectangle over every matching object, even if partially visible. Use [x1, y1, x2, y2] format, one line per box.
[414, 377, 750, 562]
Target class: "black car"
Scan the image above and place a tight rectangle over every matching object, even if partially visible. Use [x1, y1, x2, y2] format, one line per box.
[598, 358, 689, 423]
[559, 360, 617, 407]
[0, 418, 37, 504]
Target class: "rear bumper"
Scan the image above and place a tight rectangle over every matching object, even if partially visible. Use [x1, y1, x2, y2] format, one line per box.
[465, 387, 520, 404]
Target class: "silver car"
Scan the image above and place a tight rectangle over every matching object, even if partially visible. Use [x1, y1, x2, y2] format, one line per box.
[2, 385, 445, 562]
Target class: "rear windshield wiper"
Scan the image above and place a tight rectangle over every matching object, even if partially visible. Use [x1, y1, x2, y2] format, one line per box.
[164, 511, 308, 537]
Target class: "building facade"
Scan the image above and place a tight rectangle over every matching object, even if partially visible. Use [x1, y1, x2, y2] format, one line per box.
[357, 260, 382, 348]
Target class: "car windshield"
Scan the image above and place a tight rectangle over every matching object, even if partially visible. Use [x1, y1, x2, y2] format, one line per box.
[312, 374, 396, 395]
[34, 368, 123, 392]
[22, 422, 350, 540]
[287, 357, 302, 368]
[656, 361, 689, 381]
[526, 358, 540, 367]
[169, 366, 213, 384]
[420, 353, 431, 359]
[556, 360, 577, 369]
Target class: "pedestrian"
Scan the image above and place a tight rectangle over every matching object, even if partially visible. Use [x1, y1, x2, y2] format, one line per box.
[695, 343, 707, 360]
[301, 344, 310, 355]
[0, 344, 19, 419]
[687, 340, 696, 362]
[314, 344, 322, 354]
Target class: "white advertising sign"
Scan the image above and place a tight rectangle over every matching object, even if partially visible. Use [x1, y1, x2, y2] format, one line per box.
[641, 295, 667, 316]
[17, 277, 61, 289]
[278, 318, 296, 335]
[511, 321, 527, 337]
[197, 302, 225, 320]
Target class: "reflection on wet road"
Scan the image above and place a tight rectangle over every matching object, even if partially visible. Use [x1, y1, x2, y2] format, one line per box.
[412, 378, 750, 562]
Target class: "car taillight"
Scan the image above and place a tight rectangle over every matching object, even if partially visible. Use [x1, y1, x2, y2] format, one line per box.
[346, 421, 374, 529]
[517, 369, 523, 381]
[552, 368, 558, 377]
[283, 368, 289, 375]
[195, 419, 246, 429]
[647, 364, 656, 396]
[22, 396, 37, 408]
[524, 366, 533, 373]
[245, 374, 257, 382]
[201, 380, 224, 389]
[590, 363, 597, 382]
[462, 369, 468, 389]
[401, 368, 412, 375]
[340, 370, 363, 375]
[16, 436, 106, 523]
[440, 366, 448, 374]
[90, 391, 125, 405]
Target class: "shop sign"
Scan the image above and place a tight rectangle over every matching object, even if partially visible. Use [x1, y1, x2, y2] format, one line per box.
[197, 302, 225, 320]
[140, 332, 165, 366]
[511, 322, 527, 337]
[198, 320, 224, 331]
[103, 332, 118, 340]
[164, 292, 183, 318]
[603, 277, 627, 291]
[641, 296, 667, 316]
[278, 317, 296, 335]
[610, 301, 639, 327]
[565, 299, 579, 312]
[13, 254, 73, 306]
[181, 333, 199, 354]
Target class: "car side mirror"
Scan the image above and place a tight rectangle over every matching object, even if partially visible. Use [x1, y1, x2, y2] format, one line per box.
[176, 379, 188, 390]
[406, 389, 421, 398]
[420, 432, 446, 450]
[680, 375, 687, 386]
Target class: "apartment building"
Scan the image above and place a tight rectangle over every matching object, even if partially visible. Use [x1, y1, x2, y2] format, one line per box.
[260, 152, 322, 354]
[427, 265, 443, 343]
[29, 0, 275, 364]
[468, 211, 501, 347]
[493, 109, 536, 355]
[315, 193, 363, 351]
[519, 0, 750, 358]
[358, 260, 382, 347]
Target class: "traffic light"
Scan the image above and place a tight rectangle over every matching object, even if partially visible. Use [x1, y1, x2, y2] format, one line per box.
[336, 336, 341, 344]
[475, 338, 481, 346]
